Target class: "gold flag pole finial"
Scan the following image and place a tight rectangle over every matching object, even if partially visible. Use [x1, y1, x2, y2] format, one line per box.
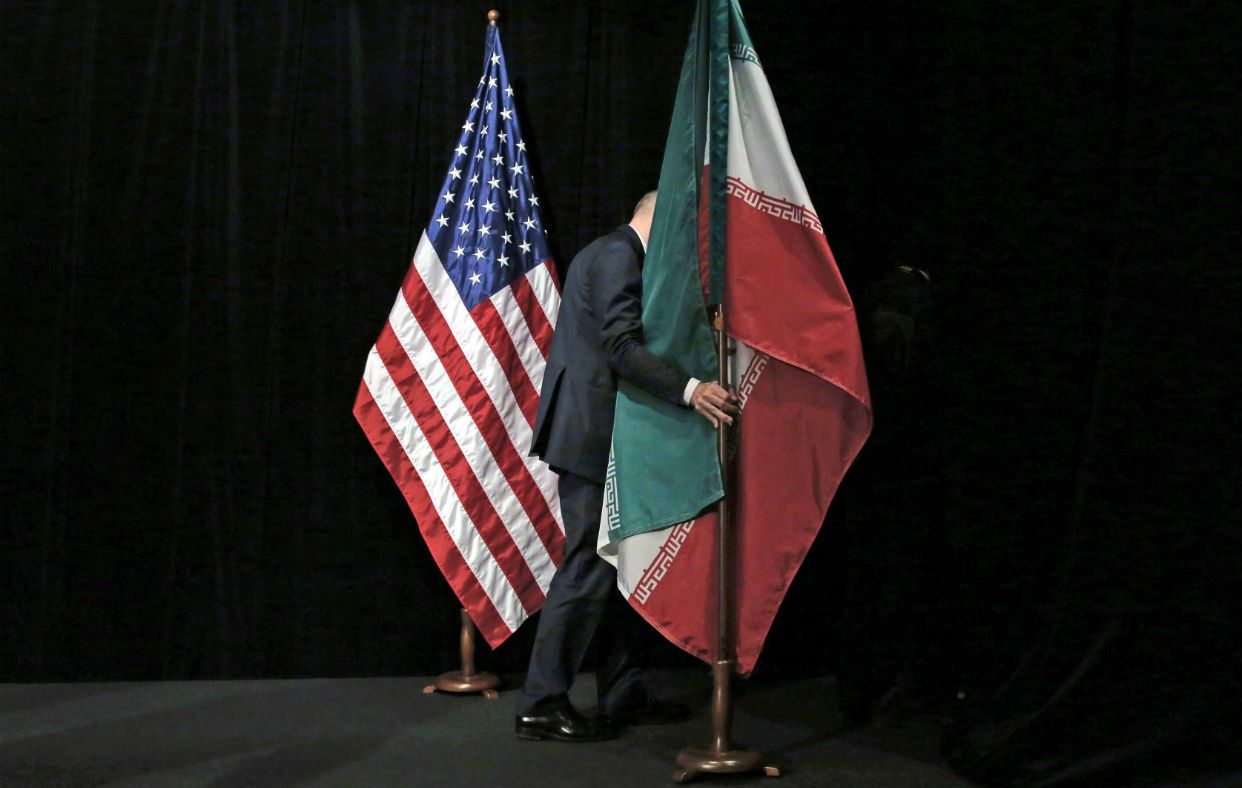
[488, 9, 500, 25]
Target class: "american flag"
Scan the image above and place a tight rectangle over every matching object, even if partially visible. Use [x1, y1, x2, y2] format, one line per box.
[353, 20, 563, 647]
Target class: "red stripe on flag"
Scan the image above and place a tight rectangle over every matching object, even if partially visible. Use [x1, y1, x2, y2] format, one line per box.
[470, 298, 540, 428]
[352, 379, 512, 645]
[511, 266, 555, 358]
[628, 358, 869, 674]
[374, 322, 546, 616]
[731, 360, 867, 673]
[725, 191, 870, 404]
[400, 272, 564, 565]
[464, 298, 562, 562]
[626, 514, 717, 665]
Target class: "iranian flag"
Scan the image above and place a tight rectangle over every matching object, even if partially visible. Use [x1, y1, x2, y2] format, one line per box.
[599, 0, 872, 674]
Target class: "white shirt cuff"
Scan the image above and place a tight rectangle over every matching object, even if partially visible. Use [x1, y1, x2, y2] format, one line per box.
[682, 377, 700, 406]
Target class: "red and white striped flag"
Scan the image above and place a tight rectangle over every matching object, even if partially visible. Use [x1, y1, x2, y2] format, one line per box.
[353, 21, 563, 647]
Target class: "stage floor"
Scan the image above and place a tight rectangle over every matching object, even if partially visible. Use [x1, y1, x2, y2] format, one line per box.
[0, 672, 969, 786]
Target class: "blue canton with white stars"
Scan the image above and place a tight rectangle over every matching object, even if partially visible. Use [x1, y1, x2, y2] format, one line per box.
[428, 24, 550, 311]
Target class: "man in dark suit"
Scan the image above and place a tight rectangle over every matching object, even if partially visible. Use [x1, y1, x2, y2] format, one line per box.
[516, 191, 737, 742]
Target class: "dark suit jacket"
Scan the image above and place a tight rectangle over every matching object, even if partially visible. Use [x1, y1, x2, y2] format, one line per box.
[530, 225, 690, 484]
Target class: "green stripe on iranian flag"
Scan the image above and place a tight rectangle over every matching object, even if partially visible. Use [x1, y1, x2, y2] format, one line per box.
[604, 0, 726, 544]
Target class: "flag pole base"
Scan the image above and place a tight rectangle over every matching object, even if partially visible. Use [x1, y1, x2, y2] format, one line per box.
[671, 661, 779, 781]
[422, 608, 501, 699]
[673, 747, 780, 782]
[423, 670, 500, 699]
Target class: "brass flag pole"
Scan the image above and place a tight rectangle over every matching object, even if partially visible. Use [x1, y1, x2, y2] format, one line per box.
[673, 306, 779, 782]
[422, 8, 506, 703]
[423, 608, 500, 699]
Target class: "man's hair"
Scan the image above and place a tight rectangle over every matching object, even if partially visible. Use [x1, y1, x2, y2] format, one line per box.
[632, 190, 658, 218]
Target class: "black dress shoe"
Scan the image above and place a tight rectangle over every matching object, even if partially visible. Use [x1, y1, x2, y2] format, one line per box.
[515, 705, 617, 742]
[603, 698, 692, 726]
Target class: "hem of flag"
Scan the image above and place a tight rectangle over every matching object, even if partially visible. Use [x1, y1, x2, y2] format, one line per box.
[728, 328, 871, 413]
[629, 588, 713, 666]
[609, 494, 721, 544]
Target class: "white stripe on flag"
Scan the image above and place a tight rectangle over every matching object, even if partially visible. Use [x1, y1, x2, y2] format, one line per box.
[388, 262, 556, 591]
[413, 235, 560, 520]
[526, 264, 561, 353]
[490, 286, 551, 413]
[488, 285, 562, 527]
[726, 55, 814, 210]
[361, 346, 526, 629]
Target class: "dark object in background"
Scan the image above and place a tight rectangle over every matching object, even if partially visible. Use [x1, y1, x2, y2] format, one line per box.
[865, 265, 932, 381]
[831, 263, 951, 726]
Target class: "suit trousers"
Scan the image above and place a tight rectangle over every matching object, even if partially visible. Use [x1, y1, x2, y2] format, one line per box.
[519, 471, 642, 714]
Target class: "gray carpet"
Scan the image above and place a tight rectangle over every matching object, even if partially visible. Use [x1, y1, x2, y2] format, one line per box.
[0, 673, 969, 787]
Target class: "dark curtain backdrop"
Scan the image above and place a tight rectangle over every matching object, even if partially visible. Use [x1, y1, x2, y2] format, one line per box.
[3, 1, 1238, 785]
